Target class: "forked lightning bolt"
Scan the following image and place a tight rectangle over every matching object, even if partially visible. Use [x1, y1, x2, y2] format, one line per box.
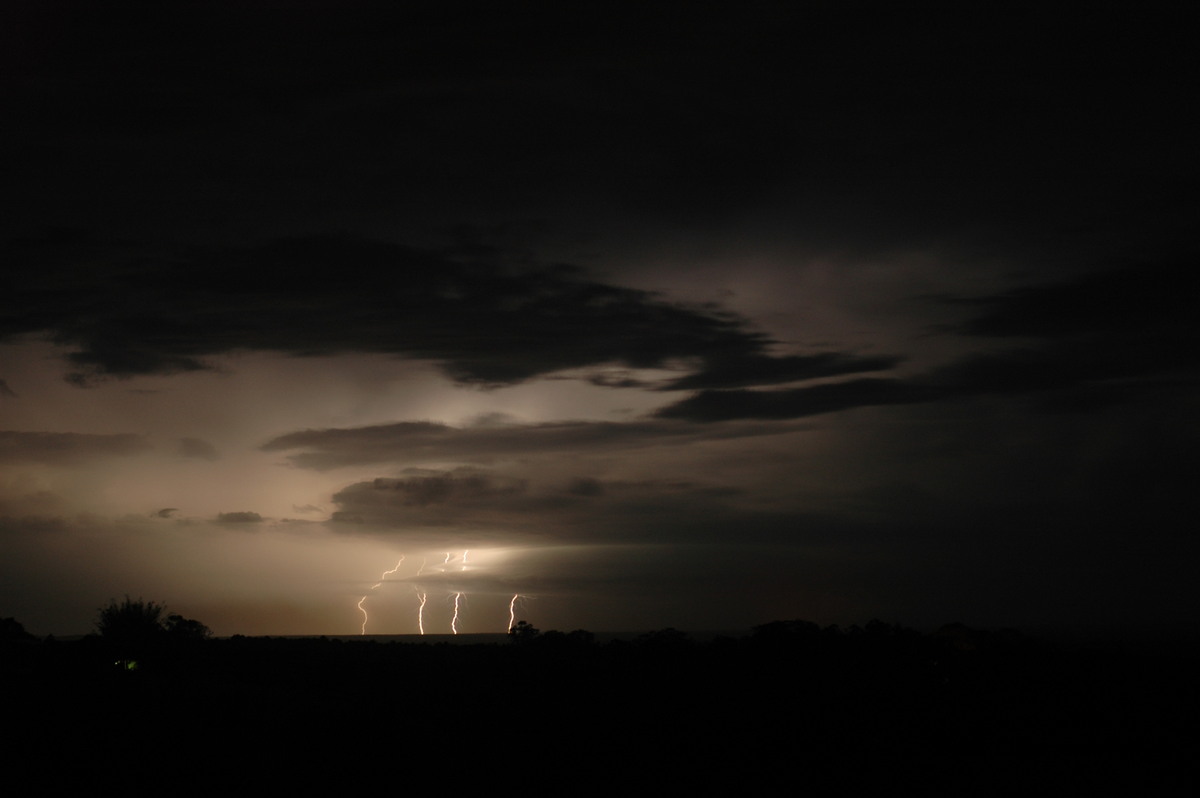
[358, 556, 405, 635]
[356, 550, 520, 636]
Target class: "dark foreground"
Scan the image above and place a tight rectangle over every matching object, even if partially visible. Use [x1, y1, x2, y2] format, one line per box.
[4, 622, 1197, 792]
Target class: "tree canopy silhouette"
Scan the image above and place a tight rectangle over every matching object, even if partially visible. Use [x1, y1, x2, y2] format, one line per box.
[164, 613, 211, 641]
[1, 616, 36, 641]
[508, 619, 539, 642]
[96, 596, 167, 646]
[95, 597, 212, 670]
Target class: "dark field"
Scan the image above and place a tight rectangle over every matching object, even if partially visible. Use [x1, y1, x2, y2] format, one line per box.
[5, 622, 1197, 791]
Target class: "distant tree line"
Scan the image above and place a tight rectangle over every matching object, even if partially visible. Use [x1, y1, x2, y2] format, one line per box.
[5, 601, 1199, 777]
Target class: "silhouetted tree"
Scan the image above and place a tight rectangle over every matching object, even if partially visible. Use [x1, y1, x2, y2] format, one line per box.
[164, 613, 211, 641]
[97, 596, 166, 641]
[0, 616, 36, 641]
[96, 596, 168, 667]
[566, 628, 595, 647]
[752, 619, 821, 642]
[508, 620, 539, 642]
[633, 627, 692, 650]
[539, 629, 567, 645]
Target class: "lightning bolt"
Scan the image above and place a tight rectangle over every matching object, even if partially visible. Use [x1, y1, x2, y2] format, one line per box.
[454, 551, 470, 632]
[358, 556, 405, 635]
[356, 596, 370, 634]
[374, 557, 405, 588]
[508, 593, 523, 632]
[355, 549, 503, 637]
[450, 591, 463, 634]
[415, 588, 428, 635]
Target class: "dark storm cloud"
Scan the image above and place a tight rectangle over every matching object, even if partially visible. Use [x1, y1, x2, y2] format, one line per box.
[660, 353, 903, 391]
[566, 477, 604, 497]
[362, 470, 527, 508]
[216, 512, 263, 524]
[954, 259, 1196, 342]
[659, 259, 1200, 422]
[178, 437, 219, 461]
[583, 371, 654, 390]
[923, 346, 1170, 402]
[934, 259, 1200, 404]
[328, 467, 751, 543]
[3, 5, 1193, 404]
[656, 379, 933, 423]
[261, 418, 790, 470]
[330, 469, 527, 525]
[5, 4, 1192, 271]
[657, 347, 1195, 423]
[0, 431, 150, 464]
[1, 233, 894, 390]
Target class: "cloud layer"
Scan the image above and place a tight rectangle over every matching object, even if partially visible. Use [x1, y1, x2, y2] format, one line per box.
[3, 233, 900, 394]
[0, 431, 150, 464]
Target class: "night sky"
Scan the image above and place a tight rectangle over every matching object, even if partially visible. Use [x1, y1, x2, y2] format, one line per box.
[2, 2, 1197, 638]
